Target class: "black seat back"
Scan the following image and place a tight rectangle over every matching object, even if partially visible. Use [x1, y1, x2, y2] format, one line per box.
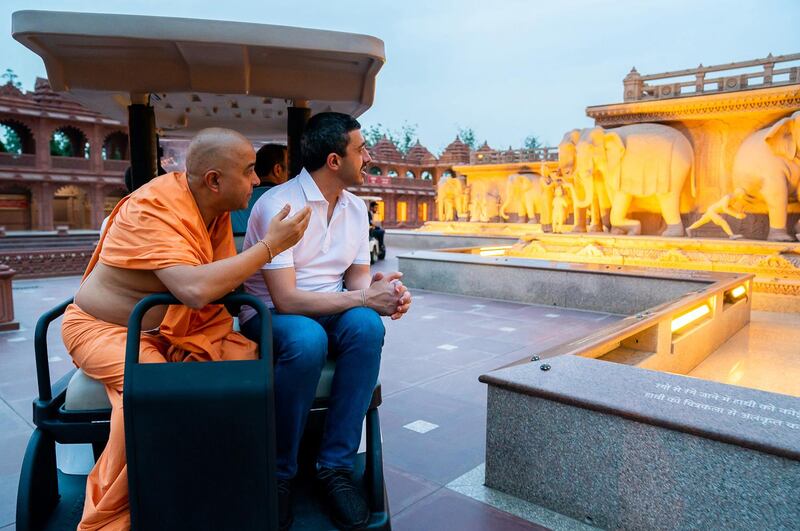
[123, 293, 278, 531]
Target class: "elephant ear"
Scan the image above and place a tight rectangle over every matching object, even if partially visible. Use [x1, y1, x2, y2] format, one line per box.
[603, 131, 626, 190]
[765, 116, 796, 160]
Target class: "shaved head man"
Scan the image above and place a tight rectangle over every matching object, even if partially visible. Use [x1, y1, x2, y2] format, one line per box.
[62, 128, 310, 530]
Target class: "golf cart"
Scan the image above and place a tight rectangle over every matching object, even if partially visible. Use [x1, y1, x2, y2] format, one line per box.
[13, 11, 390, 531]
[355, 196, 386, 264]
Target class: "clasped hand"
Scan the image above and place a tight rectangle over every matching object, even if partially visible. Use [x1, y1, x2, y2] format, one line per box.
[366, 271, 412, 320]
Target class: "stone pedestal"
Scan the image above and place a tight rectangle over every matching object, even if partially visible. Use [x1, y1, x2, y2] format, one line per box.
[0, 264, 20, 332]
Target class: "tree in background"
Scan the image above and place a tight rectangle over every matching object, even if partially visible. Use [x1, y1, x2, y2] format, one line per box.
[524, 135, 541, 150]
[1, 68, 22, 89]
[457, 127, 477, 150]
[0, 124, 22, 154]
[362, 122, 418, 154]
[50, 130, 73, 157]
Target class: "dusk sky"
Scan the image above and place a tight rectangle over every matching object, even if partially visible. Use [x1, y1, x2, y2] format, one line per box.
[1, 1, 798, 153]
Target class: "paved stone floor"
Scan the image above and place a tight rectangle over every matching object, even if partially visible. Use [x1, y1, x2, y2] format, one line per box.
[0, 250, 623, 530]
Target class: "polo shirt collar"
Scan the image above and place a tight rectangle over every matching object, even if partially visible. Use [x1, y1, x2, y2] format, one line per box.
[297, 167, 350, 207]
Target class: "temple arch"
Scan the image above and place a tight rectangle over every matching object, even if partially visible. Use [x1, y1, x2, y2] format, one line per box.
[102, 131, 129, 160]
[52, 184, 91, 229]
[50, 126, 90, 158]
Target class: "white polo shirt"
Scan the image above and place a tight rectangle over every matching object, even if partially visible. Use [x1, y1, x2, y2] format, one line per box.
[240, 168, 370, 323]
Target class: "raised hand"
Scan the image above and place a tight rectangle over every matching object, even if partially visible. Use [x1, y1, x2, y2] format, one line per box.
[264, 204, 311, 255]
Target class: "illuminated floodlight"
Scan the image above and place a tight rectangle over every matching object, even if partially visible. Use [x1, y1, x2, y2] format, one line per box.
[730, 285, 747, 299]
[671, 304, 710, 333]
[479, 245, 511, 257]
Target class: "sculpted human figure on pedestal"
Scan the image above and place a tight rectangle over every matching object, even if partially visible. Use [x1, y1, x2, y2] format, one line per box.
[571, 123, 695, 237]
[551, 185, 569, 233]
[731, 110, 800, 242]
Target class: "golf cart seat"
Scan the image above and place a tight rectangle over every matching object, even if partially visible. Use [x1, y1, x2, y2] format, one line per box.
[17, 294, 389, 531]
[64, 360, 340, 412]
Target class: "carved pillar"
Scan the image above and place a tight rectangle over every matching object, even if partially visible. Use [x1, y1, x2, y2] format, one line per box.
[0, 265, 19, 332]
[39, 182, 54, 231]
[36, 118, 51, 169]
[89, 184, 105, 230]
[90, 124, 104, 173]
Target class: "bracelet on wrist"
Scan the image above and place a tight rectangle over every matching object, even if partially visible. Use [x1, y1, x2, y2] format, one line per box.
[258, 238, 274, 263]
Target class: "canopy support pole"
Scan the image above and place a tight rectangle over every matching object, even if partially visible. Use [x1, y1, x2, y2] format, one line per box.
[287, 100, 310, 179]
[128, 93, 158, 191]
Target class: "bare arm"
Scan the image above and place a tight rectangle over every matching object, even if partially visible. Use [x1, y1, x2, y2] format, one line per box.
[154, 205, 310, 309]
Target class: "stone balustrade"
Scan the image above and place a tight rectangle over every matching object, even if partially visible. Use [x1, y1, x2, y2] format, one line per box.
[51, 156, 92, 170]
[0, 152, 37, 167]
[470, 146, 558, 165]
[624, 52, 800, 102]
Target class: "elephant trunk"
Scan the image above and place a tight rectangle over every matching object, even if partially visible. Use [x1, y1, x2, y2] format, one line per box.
[573, 172, 594, 209]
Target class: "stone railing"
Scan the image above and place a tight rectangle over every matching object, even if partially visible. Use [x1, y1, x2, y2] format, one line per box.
[0, 152, 36, 167]
[624, 52, 800, 102]
[51, 156, 91, 170]
[103, 159, 129, 173]
[363, 175, 434, 189]
[470, 147, 558, 165]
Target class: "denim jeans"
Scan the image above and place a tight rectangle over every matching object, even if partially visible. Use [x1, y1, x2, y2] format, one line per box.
[241, 307, 384, 479]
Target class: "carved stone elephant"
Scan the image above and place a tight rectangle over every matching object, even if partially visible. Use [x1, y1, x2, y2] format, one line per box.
[558, 129, 610, 232]
[436, 175, 464, 221]
[521, 172, 554, 230]
[731, 110, 800, 241]
[572, 123, 695, 236]
[500, 174, 531, 222]
[469, 180, 492, 222]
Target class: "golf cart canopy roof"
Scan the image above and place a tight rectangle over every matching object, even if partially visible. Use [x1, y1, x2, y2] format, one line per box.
[12, 10, 385, 140]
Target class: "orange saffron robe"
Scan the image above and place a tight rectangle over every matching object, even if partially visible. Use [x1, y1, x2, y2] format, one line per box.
[61, 172, 257, 530]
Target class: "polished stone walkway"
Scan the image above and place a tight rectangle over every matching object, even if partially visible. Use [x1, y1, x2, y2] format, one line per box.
[0, 251, 619, 530]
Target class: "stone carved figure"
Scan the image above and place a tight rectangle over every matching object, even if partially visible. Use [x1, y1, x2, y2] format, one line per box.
[436, 175, 464, 221]
[686, 188, 751, 239]
[500, 173, 531, 222]
[469, 180, 492, 222]
[731, 110, 800, 241]
[571, 124, 695, 236]
[551, 185, 569, 233]
[557, 130, 610, 233]
[522, 171, 555, 231]
[500, 172, 555, 229]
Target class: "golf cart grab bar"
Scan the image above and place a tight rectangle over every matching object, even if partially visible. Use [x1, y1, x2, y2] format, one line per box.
[124, 292, 272, 366]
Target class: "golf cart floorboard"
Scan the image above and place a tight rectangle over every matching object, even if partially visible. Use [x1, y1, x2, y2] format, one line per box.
[41, 454, 387, 531]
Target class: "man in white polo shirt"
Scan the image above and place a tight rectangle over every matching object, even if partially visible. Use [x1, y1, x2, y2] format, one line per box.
[240, 112, 411, 531]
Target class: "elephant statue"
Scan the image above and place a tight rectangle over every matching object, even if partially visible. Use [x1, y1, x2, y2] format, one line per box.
[500, 172, 554, 229]
[500, 173, 531, 222]
[731, 110, 800, 241]
[469, 180, 492, 222]
[521, 171, 554, 230]
[557, 129, 610, 232]
[436, 175, 465, 221]
[571, 123, 695, 236]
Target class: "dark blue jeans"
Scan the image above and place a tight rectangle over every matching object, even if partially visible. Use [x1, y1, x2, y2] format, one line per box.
[241, 307, 384, 479]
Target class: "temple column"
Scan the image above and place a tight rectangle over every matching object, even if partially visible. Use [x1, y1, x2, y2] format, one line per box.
[90, 124, 104, 173]
[88, 183, 105, 230]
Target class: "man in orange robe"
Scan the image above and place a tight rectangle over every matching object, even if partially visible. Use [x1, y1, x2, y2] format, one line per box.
[61, 128, 310, 530]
